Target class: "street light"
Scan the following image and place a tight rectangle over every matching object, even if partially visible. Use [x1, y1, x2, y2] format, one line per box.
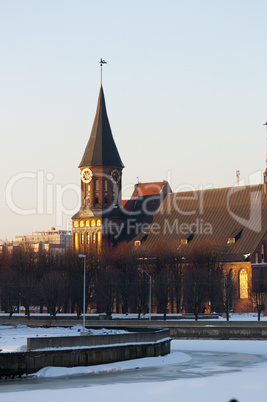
[138, 268, 152, 321]
[78, 254, 86, 332]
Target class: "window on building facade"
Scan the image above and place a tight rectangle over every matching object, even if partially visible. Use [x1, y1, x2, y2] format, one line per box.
[74, 221, 78, 228]
[135, 241, 141, 247]
[261, 244, 265, 262]
[256, 252, 259, 263]
[91, 220, 96, 227]
[239, 268, 248, 299]
[94, 179, 99, 207]
[86, 232, 90, 244]
[97, 219, 101, 227]
[80, 221, 84, 228]
[92, 232, 96, 244]
[81, 233, 84, 244]
[75, 232, 79, 250]
[86, 220, 90, 227]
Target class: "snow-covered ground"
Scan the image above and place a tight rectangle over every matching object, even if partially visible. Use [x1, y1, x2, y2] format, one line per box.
[0, 324, 129, 353]
[1, 311, 267, 320]
[1, 317, 267, 401]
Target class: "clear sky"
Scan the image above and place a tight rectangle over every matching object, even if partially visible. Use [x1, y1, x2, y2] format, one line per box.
[1, 0, 267, 241]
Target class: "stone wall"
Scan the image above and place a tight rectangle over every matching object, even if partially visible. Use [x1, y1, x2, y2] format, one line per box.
[27, 329, 169, 351]
[0, 329, 171, 378]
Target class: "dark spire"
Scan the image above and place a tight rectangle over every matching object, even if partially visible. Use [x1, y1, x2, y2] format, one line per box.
[79, 86, 124, 168]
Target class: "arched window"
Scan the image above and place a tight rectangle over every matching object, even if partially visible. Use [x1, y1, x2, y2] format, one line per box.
[75, 232, 79, 250]
[92, 232, 96, 244]
[81, 233, 84, 244]
[86, 232, 90, 244]
[97, 219, 101, 227]
[239, 269, 248, 299]
[97, 231, 101, 244]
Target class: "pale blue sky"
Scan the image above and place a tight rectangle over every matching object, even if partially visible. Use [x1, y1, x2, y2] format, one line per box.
[1, 0, 267, 240]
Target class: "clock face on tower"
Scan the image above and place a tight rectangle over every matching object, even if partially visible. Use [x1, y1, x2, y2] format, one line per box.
[111, 169, 121, 183]
[81, 168, 93, 183]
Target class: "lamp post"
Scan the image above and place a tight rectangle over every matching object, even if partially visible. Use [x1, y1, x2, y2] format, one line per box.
[78, 254, 86, 332]
[138, 268, 152, 321]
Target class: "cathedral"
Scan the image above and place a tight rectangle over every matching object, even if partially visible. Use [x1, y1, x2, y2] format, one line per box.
[72, 82, 267, 314]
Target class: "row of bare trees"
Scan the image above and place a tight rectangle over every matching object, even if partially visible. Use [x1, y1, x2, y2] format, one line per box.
[0, 240, 266, 320]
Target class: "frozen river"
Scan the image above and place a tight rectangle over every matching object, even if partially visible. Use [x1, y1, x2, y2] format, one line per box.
[1, 345, 266, 395]
[1, 325, 267, 401]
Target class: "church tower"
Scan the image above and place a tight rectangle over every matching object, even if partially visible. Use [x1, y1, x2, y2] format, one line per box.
[72, 85, 125, 251]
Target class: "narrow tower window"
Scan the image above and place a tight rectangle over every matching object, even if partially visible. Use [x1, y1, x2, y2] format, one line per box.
[75, 232, 79, 250]
[92, 232, 96, 244]
[97, 231, 101, 246]
[239, 269, 248, 299]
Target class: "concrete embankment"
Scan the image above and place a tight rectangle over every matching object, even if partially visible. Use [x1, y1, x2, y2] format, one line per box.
[0, 328, 170, 378]
[1, 315, 267, 339]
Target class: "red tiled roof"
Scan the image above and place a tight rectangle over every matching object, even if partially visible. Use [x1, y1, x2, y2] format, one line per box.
[131, 182, 166, 198]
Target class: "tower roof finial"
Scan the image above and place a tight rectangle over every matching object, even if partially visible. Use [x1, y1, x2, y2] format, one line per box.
[100, 58, 107, 86]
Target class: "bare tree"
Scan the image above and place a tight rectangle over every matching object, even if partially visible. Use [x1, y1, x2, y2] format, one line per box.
[249, 267, 267, 321]
[168, 243, 185, 314]
[151, 243, 173, 320]
[112, 243, 139, 314]
[183, 264, 208, 320]
[182, 240, 223, 319]
[0, 266, 18, 317]
[10, 244, 39, 318]
[39, 253, 69, 317]
[220, 268, 236, 321]
[93, 249, 119, 317]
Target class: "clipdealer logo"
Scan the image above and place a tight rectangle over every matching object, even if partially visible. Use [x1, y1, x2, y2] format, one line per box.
[5, 169, 264, 235]
[5, 171, 80, 226]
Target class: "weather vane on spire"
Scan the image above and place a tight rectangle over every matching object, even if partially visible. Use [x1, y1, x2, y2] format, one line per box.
[100, 58, 107, 86]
